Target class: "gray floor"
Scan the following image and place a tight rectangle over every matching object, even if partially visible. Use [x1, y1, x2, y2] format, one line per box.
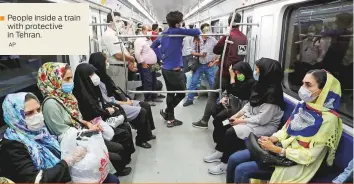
[119, 78, 224, 183]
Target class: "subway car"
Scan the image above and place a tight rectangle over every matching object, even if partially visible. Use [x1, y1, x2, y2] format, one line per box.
[0, 0, 352, 183]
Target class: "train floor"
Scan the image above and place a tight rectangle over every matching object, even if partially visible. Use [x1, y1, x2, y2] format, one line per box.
[119, 78, 224, 183]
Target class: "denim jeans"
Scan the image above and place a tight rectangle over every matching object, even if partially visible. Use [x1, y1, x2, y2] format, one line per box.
[103, 173, 120, 183]
[187, 64, 217, 100]
[226, 149, 273, 183]
[138, 64, 157, 101]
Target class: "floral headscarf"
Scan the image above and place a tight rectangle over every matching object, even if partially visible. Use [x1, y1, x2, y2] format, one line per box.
[3, 92, 60, 169]
[37, 62, 82, 127]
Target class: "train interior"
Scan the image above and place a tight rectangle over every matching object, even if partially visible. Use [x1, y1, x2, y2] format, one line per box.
[0, 0, 353, 183]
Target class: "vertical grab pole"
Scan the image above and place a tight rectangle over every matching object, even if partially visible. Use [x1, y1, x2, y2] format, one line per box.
[110, 11, 128, 93]
[218, 10, 237, 98]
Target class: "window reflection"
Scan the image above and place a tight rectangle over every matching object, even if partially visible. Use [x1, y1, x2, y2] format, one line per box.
[283, 1, 353, 121]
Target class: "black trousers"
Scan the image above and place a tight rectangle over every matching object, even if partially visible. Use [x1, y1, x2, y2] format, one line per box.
[212, 106, 245, 163]
[104, 140, 127, 172]
[129, 107, 152, 143]
[112, 122, 136, 159]
[202, 75, 230, 122]
[162, 69, 186, 120]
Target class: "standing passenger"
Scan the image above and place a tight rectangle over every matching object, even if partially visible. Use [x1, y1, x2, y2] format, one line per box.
[192, 12, 247, 129]
[134, 25, 162, 105]
[182, 24, 196, 73]
[183, 23, 219, 106]
[102, 12, 136, 91]
[151, 11, 201, 127]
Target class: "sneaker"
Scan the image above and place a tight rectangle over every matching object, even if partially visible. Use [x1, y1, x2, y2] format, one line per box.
[183, 100, 193, 107]
[145, 100, 156, 106]
[157, 94, 166, 98]
[160, 109, 167, 120]
[192, 120, 208, 129]
[204, 151, 223, 163]
[208, 163, 227, 175]
[152, 98, 163, 103]
[167, 119, 183, 128]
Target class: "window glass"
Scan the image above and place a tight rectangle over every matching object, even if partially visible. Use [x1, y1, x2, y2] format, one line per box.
[0, 55, 66, 128]
[282, 1, 353, 124]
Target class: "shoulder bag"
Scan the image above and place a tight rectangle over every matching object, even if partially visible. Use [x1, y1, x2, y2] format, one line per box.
[245, 132, 297, 168]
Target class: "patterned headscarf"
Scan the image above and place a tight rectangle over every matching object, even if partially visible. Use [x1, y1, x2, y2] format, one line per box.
[37, 62, 82, 127]
[286, 70, 342, 166]
[3, 92, 60, 169]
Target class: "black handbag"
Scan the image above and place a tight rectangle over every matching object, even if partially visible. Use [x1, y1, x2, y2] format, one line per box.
[229, 95, 248, 113]
[245, 132, 297, 167]
[188, 40, 201, 72]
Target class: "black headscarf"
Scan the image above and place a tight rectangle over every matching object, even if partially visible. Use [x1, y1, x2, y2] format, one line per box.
[88, 52, 129, 101]
[249, 58, 285, 110]
[73, 63, 110, 121]
[229, 62, 255, 100]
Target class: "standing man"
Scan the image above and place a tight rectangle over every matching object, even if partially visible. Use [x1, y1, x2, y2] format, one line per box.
[192, 12, 247, 129]
[183, 23, 219, 107]
[134, 25, 163, 106]
[101, 12, 136, 92]
[151, 11, 201, 128]
[151, 24, 159, 41]
[182, 24, 196, 73]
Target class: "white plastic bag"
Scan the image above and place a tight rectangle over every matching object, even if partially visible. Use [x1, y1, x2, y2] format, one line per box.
[91, 117, 114, 141]
[61, 129, 110, 183]
[106, 115, 125, 128]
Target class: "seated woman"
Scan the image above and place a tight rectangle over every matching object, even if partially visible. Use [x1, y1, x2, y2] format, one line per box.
[88, 53, 156, 143]
[73, 62, 154, 149]
[37, 62, 131, 176]
[227, 69, 343, 183]
[204, 62, 255, 162]
[0, 92, 87, 183]
[206, 58, 285, 175]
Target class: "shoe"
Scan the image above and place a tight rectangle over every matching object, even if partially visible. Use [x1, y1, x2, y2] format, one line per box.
[145, 101, 156, 106]
[148, 135, 156, 140]
[183, 100, 193, 107]
[192, 120, 208, 129]
[136, 142, 152, 149]
[160, 109, 168, 120]
[208, 163, 227, 175]
[158, 94, 166, 98]
[152, 98, 163, 103]
[115, 167, 132, 176]
[204, 151, 222, 163]
[167, 119, 183, 128]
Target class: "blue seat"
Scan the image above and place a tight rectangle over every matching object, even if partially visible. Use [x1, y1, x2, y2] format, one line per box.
[282, 99, 353, 182]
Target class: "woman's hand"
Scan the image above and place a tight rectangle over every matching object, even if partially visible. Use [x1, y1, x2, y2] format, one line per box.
[106, 107, 115, 115]
[86, 122, 102, 132]
[229, 65, 235, 79]
[229, 116, 245, 126]
[126, 99, 133, 106]
[220, 97, 227, 105]
[258, 138, 282, 154]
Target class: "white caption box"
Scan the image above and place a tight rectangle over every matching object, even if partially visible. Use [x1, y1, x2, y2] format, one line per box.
[0, 3, 89, 55]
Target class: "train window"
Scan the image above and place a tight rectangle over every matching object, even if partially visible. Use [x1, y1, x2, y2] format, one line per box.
[0, 55, 65, 128]
[282, 1, 353, 125]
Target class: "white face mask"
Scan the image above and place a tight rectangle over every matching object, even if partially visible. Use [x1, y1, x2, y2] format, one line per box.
[298, 86, 318, 102]
[106, 62, 110, 70]
[146, 31, 152, 36]
[25, 112, 45, 131]
[90, 73, 101, 86]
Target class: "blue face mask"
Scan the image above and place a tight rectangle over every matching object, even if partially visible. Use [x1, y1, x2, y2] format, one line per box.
[62, 82, 74, 93]
[253, 70, 259, 81]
